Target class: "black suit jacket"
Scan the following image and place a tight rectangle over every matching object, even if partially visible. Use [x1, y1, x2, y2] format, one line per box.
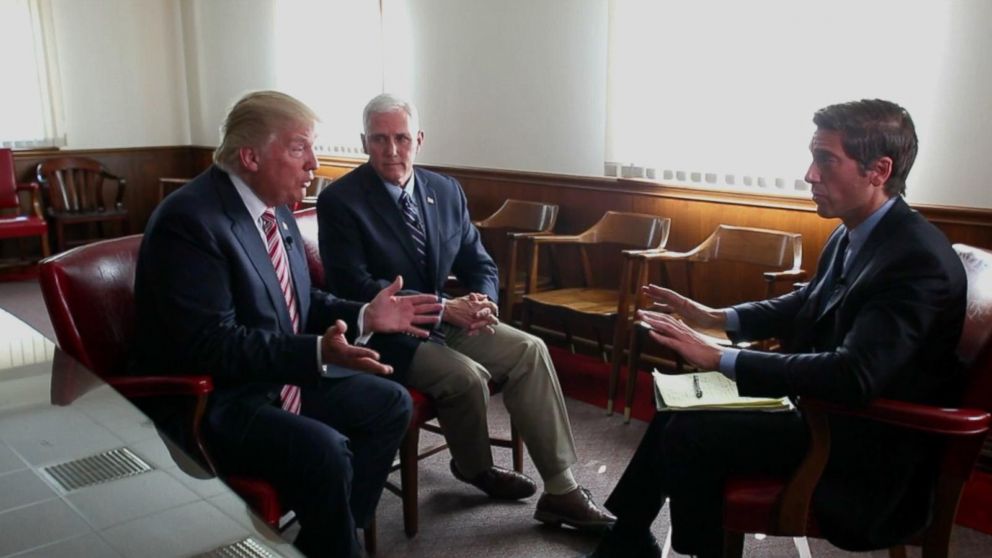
[316, 164, 498, 382]
[730, 196, 967, 549]
[131, 166, 362, 441]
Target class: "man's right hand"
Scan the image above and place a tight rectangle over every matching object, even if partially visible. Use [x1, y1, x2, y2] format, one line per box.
[443, 294, 499, 335]
[642, 284, 727, 330]
[321, 320, 393, 375]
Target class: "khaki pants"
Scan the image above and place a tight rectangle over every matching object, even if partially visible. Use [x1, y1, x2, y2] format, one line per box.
[407, 322, 577, 479]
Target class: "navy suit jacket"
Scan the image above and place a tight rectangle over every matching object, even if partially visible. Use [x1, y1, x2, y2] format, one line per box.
[731, 196, 967, 549]
[131, 166, 362, 441]
[316, 164, 498, 381]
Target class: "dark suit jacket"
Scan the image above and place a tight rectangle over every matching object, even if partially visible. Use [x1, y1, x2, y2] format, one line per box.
[316, 164, 498, 382]
[730, 196, 967, 550]
[131, 165, 362, 441]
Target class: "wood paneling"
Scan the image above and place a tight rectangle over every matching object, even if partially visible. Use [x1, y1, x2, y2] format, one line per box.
[12, 146, 206, 235]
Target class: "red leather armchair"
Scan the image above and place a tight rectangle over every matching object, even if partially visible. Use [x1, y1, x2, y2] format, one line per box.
[37, 235, 328, 539]
[295, 207, 524, 538]
[721, 244, 992, 558]
[0, 148, 49, 268]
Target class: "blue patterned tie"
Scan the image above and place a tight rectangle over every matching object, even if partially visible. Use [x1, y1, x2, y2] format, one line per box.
[399, 190, 427, 270]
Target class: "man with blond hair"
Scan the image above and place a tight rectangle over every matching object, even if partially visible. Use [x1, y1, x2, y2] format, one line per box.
[132, 90, 442, 557]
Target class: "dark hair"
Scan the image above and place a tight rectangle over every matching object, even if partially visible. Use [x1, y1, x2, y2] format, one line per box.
[813, 99, 918, 196]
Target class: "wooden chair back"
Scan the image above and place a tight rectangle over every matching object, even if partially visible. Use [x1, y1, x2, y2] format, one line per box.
[474, 199, 559, 319]
[36, 156, 126, 215]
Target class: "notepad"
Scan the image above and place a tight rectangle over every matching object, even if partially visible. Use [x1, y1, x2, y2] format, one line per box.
[652, 370, 794, 412]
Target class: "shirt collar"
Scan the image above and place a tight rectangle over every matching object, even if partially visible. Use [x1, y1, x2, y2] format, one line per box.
[381, 171, 417, 206]
[227, 169, 270, 225]
[846, 195, 898, 255]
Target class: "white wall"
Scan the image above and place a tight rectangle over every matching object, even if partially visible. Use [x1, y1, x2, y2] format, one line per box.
[908, 0, 992, 208]
[405, 0, 609, 177]
[180, 0, 278, 147]
[43, 0, 992, 208]
[52, 0, 189, 149]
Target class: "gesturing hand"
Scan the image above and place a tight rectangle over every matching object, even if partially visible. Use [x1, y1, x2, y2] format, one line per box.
[641, 284, 727, 330]
[637, 310, 723, 371]
[364, 276, 443, 338]
[443, 293, 499, 335]
[321, 320, 393, 375]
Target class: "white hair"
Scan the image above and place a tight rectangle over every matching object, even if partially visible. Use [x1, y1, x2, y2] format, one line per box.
[363, 93, 420, 134]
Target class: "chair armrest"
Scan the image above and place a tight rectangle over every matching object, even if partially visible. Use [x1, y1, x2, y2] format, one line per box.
[528, 233, 586, 246]
[507, 230, 553, 240]
[624, 247, 666, 258]
[801, 397, 991, 436]
[637, 249, 695, 262]
[106, 375, 213, 399]
[15, 181, 40, 193]
[16, 181, 44, 219]
[763, 269, 807, 283]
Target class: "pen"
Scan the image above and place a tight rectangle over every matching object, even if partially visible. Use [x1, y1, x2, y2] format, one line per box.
[692, 374, 703, 399]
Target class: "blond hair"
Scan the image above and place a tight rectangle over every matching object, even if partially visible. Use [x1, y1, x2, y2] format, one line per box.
[214, 90, 319, 170]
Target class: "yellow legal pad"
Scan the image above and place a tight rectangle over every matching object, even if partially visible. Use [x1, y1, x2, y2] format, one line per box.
[652, 370, 794, 412]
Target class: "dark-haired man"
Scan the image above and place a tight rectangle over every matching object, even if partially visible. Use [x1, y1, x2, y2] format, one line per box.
[587, 99, 967, 557]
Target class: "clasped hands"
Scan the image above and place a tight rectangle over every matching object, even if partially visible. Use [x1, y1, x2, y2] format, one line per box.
[637, 284, 726, 371]
[321, 276, 442, 375]
[442, 292, 499, 335]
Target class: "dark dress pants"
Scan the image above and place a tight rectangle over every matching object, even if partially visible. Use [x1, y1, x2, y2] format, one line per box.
[206, 374, 412, 558]
[605, 410, 808, 557]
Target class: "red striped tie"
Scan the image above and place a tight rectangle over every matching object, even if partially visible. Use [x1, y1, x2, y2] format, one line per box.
[261, 209, 302, 415]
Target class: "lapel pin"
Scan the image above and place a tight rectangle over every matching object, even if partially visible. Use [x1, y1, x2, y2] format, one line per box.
[281, 221, 289, 230]
[427, 196, 435, 205]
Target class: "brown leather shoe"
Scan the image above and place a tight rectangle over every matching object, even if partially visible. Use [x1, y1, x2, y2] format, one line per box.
[450, 460, 537, 500]
[535, 486, 617, 533]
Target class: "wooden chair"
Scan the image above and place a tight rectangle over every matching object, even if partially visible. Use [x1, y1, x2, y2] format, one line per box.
[473, 199, 559, 321]
[38, 234, 376, 552]
[295, 207, 524, 538]
[620, 225, 806, 421]
[36, 156, 128, 253]
[520, 211, 671, 386]
[0, 148, 49, 269]
[721, 243, 992, 558]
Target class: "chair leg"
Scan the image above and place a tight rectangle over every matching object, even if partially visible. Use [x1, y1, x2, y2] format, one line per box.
[510, 422, 524, 472]
[722, 531, 745, 558]
[792, 537, 812, 558]
[364, 515, 377, 555]
[888, 545, 908, 558]
[39, 232, 50, 258]
[54, 222, 65, 254]
[400, 426, 421, 538]
[623, 325, 645, 423]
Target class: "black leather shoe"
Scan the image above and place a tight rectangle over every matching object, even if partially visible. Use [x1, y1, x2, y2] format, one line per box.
[535, 486, 616, 532]
[583, 526, 662, 558]
[450, 460, 537, 500]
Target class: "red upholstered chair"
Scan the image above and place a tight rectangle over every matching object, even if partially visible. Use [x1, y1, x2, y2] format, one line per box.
[0, 148, 49, 268]
[39, 234, 376, 551]
[721, 244, 992, 558]
[36, 156, 129, 253]
[295, 207, 525, 538]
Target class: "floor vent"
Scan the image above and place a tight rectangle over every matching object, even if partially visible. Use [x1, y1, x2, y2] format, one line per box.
[194, 538, 277, 558]
[43, 447, 152, 492]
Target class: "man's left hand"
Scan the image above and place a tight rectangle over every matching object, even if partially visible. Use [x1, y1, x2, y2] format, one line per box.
[638, 309, 723, 370]
[443, 293, 499, 335]
[364, 276, 443, 337]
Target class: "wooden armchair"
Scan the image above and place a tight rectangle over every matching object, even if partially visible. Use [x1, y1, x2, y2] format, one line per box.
[36, 156, 128, 253]
[473, 199, 559, 321]
[0, 148, 49, 269]
[520, 211, 670, 382]
[619, 225, 806, 421]
[721, 243, 992, 558]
